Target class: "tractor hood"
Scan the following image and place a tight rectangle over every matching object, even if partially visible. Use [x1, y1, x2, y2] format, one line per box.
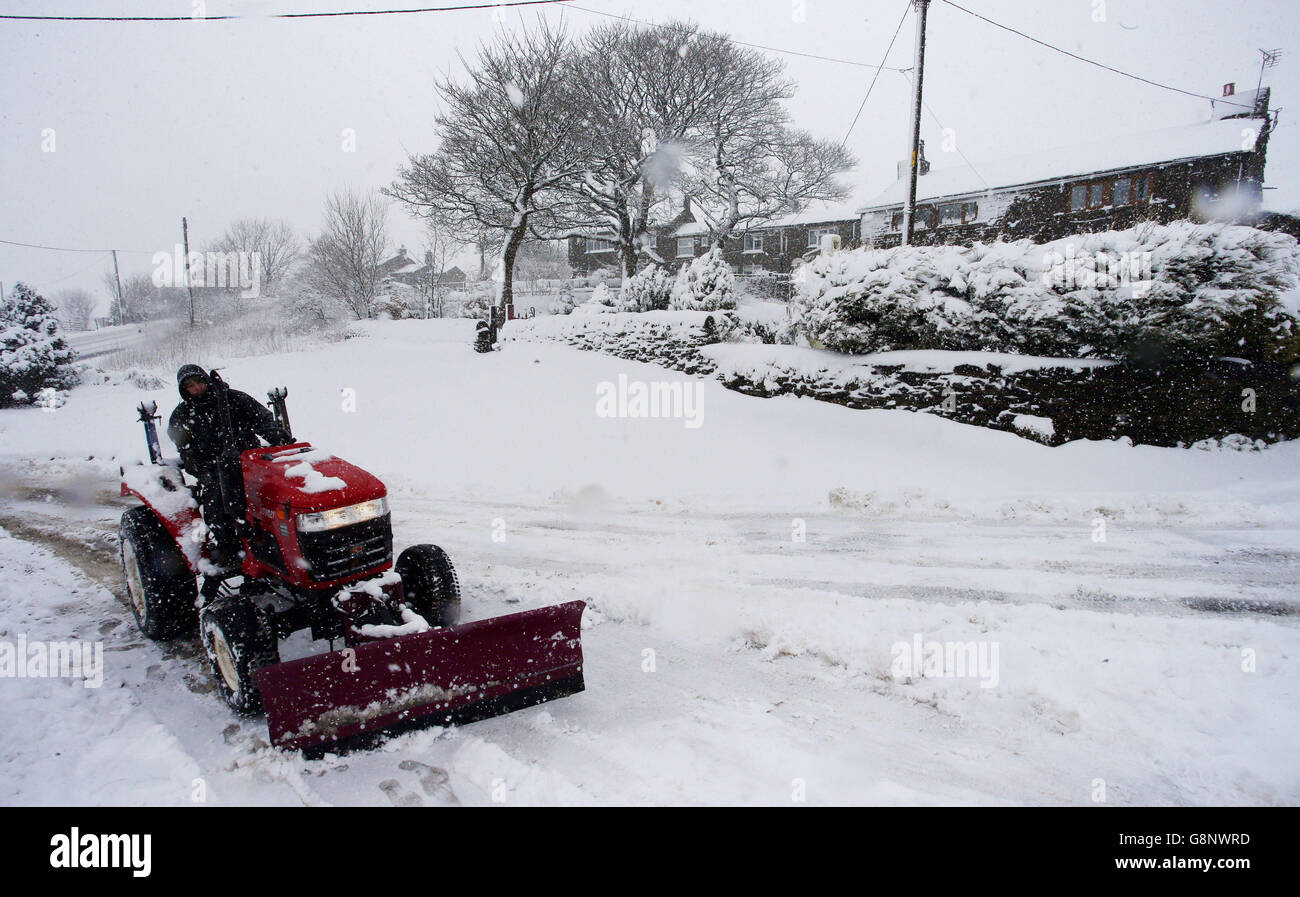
[242, 443, 387, 515]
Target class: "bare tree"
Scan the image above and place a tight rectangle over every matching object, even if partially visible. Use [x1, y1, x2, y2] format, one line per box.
[55, 288, 97, 331]
[681, 38, 856, 247]
[387, 22, 591, 312]
[102, 271, 166, 323]
[416, 215, 464, 318]
[304, 189, 389, 319]
[566, 21, 724, 276]
[208, 217, 301, 293]
[565, 21, 854, 266]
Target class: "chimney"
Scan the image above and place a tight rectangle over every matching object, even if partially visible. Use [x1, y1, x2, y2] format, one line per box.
[1213, 82, 1270, 120]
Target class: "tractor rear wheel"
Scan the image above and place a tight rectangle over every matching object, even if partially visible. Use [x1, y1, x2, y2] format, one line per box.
[396, 544, 461, 627]
[199, 596, 279, 714]
[119, 506, 198, 640]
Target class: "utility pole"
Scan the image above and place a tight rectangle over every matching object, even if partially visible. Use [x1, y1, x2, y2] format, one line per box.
[901, 0, 930, 247]
[182, 217, 196, 326]
[111, 249, 125, 326]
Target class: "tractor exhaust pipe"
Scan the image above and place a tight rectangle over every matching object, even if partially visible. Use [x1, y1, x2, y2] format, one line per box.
[267, 387, 293, 441]
[136, 401, 162, 464]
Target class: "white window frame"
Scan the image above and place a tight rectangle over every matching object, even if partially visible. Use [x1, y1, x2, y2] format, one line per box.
[676, 237, 695, 259]
[743, 233, 764, 253]
[586, 236, 615, 254]
[808, 227, 837, 248]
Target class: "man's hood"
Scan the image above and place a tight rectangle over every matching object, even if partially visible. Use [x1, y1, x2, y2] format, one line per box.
[176, 364, 210, 401]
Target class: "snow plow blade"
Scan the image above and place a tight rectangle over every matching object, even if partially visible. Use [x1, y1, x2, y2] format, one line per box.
[257, 600, 586, 754]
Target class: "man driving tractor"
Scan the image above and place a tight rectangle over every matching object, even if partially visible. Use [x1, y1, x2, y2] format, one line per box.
[167, 364, 290, 566]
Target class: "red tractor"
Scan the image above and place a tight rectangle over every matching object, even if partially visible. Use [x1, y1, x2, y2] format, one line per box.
[119, 385, 584, 754]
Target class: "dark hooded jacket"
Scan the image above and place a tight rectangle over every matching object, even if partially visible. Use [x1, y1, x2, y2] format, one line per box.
[167, 365, 291, 475]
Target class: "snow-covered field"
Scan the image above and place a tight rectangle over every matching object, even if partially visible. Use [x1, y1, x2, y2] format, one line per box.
[1, 319, 1297, 805]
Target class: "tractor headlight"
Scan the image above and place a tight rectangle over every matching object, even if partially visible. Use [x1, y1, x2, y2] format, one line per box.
[296, 497, 389, 533]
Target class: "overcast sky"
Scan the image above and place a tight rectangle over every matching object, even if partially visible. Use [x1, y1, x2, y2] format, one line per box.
[2, 0, 1297, 313]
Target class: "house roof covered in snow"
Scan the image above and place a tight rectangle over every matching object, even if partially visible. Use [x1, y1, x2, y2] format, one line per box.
[673, 220, 710, 236]
[861, 117, 1266, 211]
[765, 197, 866, 228]
[672, 196, 866, 236]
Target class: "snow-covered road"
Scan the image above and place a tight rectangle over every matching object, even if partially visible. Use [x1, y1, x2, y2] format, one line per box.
[1, 319, 1296, 805]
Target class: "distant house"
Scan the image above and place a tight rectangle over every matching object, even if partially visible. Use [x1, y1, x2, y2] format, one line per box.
[378, 247, 424, 284]
[860, 85, 1276, 248]
[567, 196, 863, 277]
[379, 247, 467, 290]
[434, 265, 467, 288]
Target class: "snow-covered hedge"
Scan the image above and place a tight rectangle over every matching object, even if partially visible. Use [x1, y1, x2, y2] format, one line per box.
[1, 282, 79, 407]
[506, 310, 726, 374]
[507, 304, 1300, 447]
[794, 222, 1300, 361]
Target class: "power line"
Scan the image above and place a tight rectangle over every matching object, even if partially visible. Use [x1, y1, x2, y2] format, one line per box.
[898, 70, 989, 189]
[939, 0, 1260, 113]
[0, 238, 155, 254]
[0, 0, 573, 22]
[568, 4, 909, 72]
[842, 0, 911, 146]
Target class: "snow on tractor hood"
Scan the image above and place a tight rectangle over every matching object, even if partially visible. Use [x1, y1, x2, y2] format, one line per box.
[243, 443, 387, 515]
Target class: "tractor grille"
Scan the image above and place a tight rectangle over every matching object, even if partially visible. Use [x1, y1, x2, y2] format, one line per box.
[298, 515, 393, 582]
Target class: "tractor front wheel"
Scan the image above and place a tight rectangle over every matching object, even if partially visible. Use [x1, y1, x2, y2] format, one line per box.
[119, 506, 198, 640]
[396, 544, 461, 628]
[199, 597, 279, 714]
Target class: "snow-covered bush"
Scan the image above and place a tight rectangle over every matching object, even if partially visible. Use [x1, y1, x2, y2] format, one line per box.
[669, 248, 738, 312]
[33, 387, 68, 410]
[1, 282, 79, 407]
[793, 222, 1300, 361]
[572, 283, 617, 316]
[553, 281, 577, 315]
[373, 279, 423, 319]
[619, 264, 674, 312]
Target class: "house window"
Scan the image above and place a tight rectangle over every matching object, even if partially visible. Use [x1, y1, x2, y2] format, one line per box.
[780, 230, 788, 254]
[676, 237, 695, 259]
[1072, 176, 1152, 212]
[743, 233, 764, 253]
[890, 211, 903, 231]
[1070, 181, 1113, 211]
[1113, 177, 1131, 206]
[742, 262, 767, 275]
[935, 201, 978, 225]
[586, 237, 615, 253]
[808, 227, 839, 248]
